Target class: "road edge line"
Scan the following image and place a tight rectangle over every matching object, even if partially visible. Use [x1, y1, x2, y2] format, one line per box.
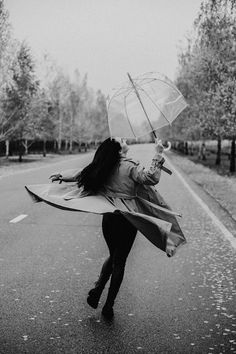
[165, 155, 236, 250]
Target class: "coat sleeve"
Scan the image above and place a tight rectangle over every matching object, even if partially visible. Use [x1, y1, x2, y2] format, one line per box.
[128, 154, 164, 185]
[60, 169, 82, 182]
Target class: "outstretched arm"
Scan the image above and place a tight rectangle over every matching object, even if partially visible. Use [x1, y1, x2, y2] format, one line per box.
[49, 169, 81, 183]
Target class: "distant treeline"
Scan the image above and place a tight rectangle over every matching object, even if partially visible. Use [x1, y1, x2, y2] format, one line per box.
[0, 1, 109, 162]
[0, 139, 98, 157]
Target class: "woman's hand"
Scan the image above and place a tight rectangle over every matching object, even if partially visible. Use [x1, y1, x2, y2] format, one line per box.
[154, 139, 164, 154]
[49, 173, 63, 183]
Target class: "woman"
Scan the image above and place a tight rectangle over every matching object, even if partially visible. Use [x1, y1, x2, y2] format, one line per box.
[26, 138, 185, 320]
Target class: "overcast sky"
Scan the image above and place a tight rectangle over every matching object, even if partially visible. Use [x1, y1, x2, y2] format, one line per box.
[5, 0, 203, 95]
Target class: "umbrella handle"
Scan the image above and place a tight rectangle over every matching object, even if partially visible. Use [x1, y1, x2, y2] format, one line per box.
[154, 139, 172, 175]
[163, 141, 171, 152]
[161, 165, 172, 175]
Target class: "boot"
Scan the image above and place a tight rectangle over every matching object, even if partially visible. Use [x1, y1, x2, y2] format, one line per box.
[87, 257, 112, 309]
[101, 262, 125, 318]
[102, 300, 114, 320]
[87, 286, 103, 309]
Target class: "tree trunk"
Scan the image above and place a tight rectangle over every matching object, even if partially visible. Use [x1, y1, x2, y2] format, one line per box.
[5, 139, 9, 159]
[69, 139, 73, 153]
[230, 137, 235, 173]
[58, 106, 62, 152]
[69, 111, 73, 154]
[43, 139, 46, 157]
[215, 136, 221, 165]
[185, 141, 188, 155]
[18, 139, 23, 162]
[24, 139, 28, 155]
[53, 140, 57, 152]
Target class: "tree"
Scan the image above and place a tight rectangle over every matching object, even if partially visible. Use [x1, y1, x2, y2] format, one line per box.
[175, 0, 236, 171]
[92, 90, 109, 140]
[194, 0, 236, 166]
[4, 42, 39, 160]
[0, 0, 13, 90]
[28, 90, 56, 156]
[0, 0, 17, 149]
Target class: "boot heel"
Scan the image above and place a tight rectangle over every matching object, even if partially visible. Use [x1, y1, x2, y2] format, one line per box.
[102, 304, 114, 320]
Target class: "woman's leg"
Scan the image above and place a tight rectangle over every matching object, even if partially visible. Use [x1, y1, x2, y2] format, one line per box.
[87, 214, 116, 309]
[102, 213, 137, 317]
[95, 257, 113, 288]
[94, 213, 120, 288]
[87, 256, 113, 308]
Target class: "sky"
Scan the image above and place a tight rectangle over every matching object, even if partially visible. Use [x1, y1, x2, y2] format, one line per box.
[5, 0, 203, 95]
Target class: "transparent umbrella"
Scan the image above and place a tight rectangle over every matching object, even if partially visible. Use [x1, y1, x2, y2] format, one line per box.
[107, 71, 188, 140]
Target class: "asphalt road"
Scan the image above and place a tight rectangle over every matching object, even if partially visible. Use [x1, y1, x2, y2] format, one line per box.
[0, 145, 235, 354]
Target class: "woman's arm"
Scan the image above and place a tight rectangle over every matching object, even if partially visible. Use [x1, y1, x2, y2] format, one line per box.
[49, 169, 81, 183]
[129, 140, 165, 185]
[130, 154, 164, 185]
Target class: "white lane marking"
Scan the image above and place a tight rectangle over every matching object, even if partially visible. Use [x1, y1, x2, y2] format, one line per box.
[10, 214, 28, 223]
[165, 156, 236, 250]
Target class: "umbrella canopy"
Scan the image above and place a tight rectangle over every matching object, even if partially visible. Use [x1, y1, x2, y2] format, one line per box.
[107, 72, 188, 139]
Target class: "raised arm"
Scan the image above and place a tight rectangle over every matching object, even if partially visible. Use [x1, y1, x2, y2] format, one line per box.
[129, 140, 165, 185]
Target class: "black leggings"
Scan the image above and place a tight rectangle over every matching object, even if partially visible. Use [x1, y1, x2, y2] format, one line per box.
[98, 213, 137, 306]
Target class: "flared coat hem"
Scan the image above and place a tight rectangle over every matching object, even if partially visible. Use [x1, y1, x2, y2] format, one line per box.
[25, 182, 186, 257]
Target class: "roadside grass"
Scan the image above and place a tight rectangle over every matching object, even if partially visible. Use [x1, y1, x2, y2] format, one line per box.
[175, 149, 235, 178]
[0, 153, 68, 166]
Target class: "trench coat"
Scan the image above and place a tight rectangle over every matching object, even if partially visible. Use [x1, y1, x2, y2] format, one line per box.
[25, 155, 186, 257]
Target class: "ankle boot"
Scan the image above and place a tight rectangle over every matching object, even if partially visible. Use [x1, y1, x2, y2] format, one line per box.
[102, 304, 114, 320]
[87, 286, 103, 309]
[102, 300, 114, 320]
[87, 258, 112, 309]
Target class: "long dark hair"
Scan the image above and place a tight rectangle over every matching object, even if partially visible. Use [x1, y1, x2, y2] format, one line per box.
[77, 138, 121, 193]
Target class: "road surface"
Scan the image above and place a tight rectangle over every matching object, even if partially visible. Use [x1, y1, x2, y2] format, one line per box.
[0, 144, 235, 353]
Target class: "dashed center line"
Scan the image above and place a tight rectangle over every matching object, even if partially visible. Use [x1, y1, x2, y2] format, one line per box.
[10, 214, 28, 223]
